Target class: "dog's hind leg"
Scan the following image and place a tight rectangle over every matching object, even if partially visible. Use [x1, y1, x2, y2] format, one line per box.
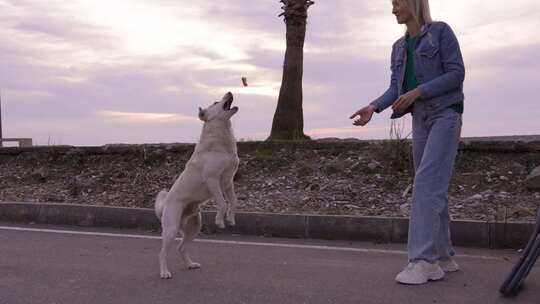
[158, 202, 183, 279]
[155, 190, 168, 221]
[204, 177, 227, 229]
[224, 183, 237, 226]
[177, 211, 202, 269]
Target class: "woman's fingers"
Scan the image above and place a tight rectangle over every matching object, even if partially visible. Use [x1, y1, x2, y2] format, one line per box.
[392, 97, 402, 110]
[394, 99, 402, 110]
[351, 106, 374, 126]
[393, 95, 410, 111]
[401, 98, 412, 109]
[357, 111, 372, 126]
[350, 107, 367, 119]
[353, 118, 367, 126]
[393, 90, 420, 111]
[349, 108, 364, 119]
[352, 114, 364, 125]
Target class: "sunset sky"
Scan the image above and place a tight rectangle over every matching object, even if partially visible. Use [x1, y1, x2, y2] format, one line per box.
[1, 0, 539, 146]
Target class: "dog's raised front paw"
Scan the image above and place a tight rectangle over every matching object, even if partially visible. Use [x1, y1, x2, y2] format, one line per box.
[160, 270, 172, 279]
[215, 218, 225, 229]
[187, 262, 201, 270]
[226, 215, 236, 226]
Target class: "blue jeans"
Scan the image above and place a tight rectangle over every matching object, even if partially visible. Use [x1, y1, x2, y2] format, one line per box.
[408, 102, 462, 262]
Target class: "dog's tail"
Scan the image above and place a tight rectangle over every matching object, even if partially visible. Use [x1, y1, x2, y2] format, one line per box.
[155, 189, 168, 221]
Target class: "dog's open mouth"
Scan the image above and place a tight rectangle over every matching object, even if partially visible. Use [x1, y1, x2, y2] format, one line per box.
[223, 94, 238, 112]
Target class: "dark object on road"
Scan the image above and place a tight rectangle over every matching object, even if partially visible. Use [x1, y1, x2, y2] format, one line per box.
[500, 209, 540, 296]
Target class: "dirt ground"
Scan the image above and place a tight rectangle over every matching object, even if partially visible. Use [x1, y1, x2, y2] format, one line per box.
[1, 139, 539, 222]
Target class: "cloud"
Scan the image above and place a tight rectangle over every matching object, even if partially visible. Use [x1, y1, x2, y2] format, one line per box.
[97, 111, 199, 124]
[0, 0, 538, 145]
[306, 126, 387, 138]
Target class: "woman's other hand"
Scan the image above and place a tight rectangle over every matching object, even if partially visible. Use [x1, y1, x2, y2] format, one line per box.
[350, 105, 377, 126]
[392, 88, 421, 112]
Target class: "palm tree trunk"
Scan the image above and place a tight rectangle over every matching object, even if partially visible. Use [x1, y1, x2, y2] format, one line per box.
[268, 0, 314, 141]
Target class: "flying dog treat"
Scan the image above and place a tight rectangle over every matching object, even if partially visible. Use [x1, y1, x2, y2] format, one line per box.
[241, 77, 248, 87]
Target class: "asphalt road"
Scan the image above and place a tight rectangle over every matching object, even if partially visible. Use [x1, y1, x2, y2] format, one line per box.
[0, 223, 539, 304]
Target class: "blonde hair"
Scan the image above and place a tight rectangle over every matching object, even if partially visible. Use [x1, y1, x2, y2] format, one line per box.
[401, 0, 432, 26]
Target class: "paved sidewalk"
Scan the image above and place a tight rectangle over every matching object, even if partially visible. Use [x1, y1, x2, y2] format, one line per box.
[0, 223, 538, 304]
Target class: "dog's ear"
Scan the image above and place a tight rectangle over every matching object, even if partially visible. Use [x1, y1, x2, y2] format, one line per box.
[198, 107, 207, 121]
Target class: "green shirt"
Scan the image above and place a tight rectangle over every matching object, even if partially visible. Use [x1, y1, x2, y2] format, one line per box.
[404, 36, 418, 93]
[404, 35, 464, 113]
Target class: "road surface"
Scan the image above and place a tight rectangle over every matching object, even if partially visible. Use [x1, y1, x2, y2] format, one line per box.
[0, 223, 539, 304]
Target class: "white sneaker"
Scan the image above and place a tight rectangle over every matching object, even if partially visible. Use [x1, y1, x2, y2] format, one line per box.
[439, 258, 460, 273]
[395, 260, 445, 285]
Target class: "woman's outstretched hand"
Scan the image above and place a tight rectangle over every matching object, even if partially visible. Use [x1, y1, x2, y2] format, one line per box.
[350, 105, 377, 126]
[392, 88, 421, 112]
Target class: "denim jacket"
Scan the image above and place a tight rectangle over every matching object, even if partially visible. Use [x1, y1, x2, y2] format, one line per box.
[370, 22, 465, 118]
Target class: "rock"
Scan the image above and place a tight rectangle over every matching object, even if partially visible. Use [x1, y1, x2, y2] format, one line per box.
[296, 164, 314, 177]
[499, 176, 509, 181]
[367, 160, 382, 171]
[480, 189, 494, 197]
[495, 191, 510, 199]
[67, 176, 96, 197]
[402, 184, 413, 198]
[465, 194, 483, 202]
[324, 162, 344, 175]
[511, 162, 527, 175]
[511, 206, 536, 218]
[399, 203, 410, 215]
[349, 161, 362, 171]
[30, 168, 47, 183]
[334, 194, 349, 201]
[306, 183, 320, 191]
[44, 194, 64, 202]
[524, 165, 540, 190]
[469, 201, 482, 208]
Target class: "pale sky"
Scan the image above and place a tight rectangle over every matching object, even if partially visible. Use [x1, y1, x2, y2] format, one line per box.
[1, 0, 539, 146]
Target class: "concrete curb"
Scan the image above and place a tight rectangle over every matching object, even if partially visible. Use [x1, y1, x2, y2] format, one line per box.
[0, 202, 535, 249]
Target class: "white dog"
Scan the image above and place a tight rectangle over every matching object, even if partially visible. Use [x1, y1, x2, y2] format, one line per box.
[155, 92, 239, 279]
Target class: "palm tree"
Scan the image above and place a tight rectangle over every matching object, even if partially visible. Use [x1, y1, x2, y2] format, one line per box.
[268, 0, 315, 141]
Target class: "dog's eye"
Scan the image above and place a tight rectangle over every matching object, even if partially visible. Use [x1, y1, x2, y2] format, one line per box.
[213, 102, 218, 105]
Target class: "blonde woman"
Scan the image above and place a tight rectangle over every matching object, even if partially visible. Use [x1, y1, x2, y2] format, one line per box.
[350, 0, 465, 284]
